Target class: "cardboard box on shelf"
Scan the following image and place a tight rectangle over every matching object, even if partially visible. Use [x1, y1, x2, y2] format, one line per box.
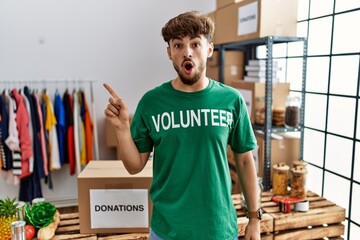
[208, 51, 244, 67]
[207, 11, 217, 44]
[78, 160, 153, 234]
[216, 0, 242, 9]
[214, 0, 298, 44]
[228, 80, 290, 123]
[255, 131, 300, 180]
[207, 51, 245, 84]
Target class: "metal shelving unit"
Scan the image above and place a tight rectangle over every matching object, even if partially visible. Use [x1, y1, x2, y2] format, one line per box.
[216, 36, 308, 190]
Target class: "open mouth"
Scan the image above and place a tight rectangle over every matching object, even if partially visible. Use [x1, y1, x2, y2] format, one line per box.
[185, 63, 193, 70]
[183, 61, 194, 73]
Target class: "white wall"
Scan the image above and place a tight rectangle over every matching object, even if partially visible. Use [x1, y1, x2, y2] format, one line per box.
[0, 0, 216, 203]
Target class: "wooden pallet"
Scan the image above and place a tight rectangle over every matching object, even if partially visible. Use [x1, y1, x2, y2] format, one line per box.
[260, 191, 345, 240]
[53, 191, 345, 240]
[53, 212, 149, 240]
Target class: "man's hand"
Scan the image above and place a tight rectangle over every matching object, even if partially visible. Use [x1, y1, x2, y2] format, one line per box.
[244, 218, 261, 240]
[103, 83, 130, 131]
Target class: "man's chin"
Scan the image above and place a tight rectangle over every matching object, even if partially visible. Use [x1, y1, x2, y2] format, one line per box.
[179, 75, 199, 85]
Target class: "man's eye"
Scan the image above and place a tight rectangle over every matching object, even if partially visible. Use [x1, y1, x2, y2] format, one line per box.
[193, 43, 200, 47]
[174, 44, 182, 49]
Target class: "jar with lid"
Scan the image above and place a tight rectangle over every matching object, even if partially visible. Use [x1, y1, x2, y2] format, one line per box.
[293, 160, 308, 169]
[272, 163, 290, 195]
[290, 166, 308, 200]
[285, 96, 301, 128]
[254, 96, 265, 126]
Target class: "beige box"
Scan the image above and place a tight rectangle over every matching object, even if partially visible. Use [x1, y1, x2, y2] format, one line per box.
[255, 132, 300, 180]
[207, 51, 245, 84]
[207, 51, 244, 67]
[228, 80, 290, 123]
[217, 0, 242, 9]
[78, 160, 153, 233]
[207, 11, 217, 44]
[214, 0, 298, 44]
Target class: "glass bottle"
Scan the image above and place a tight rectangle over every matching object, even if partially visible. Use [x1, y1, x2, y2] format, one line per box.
[254, 96, 265, 126]
[285, 96, 301, 128]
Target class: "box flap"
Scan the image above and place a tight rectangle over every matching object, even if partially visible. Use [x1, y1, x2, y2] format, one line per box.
[78, 160, 153, 179]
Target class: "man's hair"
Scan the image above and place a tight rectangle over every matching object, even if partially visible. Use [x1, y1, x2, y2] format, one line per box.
[161, 11, 215, 44]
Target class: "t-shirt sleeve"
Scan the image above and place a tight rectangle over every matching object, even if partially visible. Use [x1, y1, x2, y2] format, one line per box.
[228, 93, 257, 154]
[130, 98, 154, 153]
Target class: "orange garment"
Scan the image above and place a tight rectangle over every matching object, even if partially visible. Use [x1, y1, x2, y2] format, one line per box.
[77, 91, 86, 166]
[81, 92, 93, 163]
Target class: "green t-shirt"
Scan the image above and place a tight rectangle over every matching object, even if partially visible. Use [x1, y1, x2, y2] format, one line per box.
[131, 79, 256, 240]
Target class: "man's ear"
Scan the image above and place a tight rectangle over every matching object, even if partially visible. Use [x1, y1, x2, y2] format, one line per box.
[167, 47, 172, 60]
[207, 43, 214, 58]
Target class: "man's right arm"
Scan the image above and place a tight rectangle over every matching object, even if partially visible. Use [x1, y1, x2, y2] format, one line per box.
[103, 83, 149, 174]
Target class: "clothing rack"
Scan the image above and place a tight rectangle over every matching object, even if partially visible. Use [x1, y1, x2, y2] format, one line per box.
[0, 79, 99, 160]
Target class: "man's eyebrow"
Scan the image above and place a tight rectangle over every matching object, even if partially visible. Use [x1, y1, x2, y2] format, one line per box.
[172, 37, 183, 41]
[190, 35, 202, 40]
[171, 35, 202, 41]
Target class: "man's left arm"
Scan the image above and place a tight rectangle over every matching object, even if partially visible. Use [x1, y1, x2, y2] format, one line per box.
[234, 150, 261, 240]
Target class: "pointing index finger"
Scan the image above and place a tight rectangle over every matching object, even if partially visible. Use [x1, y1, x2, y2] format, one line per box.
[103, 83, 120, 98]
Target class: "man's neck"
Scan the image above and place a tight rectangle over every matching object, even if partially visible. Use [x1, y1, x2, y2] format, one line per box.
[171, 76, 209, 92]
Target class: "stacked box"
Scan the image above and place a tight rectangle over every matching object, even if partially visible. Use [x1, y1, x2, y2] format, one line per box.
[214, 0, 298, 44]
[206, 51, 245, 85]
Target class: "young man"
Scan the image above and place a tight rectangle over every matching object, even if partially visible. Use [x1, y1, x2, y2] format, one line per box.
[104, 11, 261, 240]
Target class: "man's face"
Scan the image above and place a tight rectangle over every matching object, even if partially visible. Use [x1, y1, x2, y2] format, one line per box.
[167, 35, 213, 85]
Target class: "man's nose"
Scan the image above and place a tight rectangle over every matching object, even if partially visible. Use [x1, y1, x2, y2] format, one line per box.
[183, 47, 193, 58]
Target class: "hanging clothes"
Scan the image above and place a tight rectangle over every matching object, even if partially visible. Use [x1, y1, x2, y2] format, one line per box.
[42, 91, 61, 171]
[33, 93, 48, 177]
[24, 87, 45, 179]
[40, 97, 53, 189]
[63, 90, 76, 176]
[77, 91, 86, 167]
[5, 90, 21, 175]
[81, 91, 94, 163]
[0, 93, 12, 171]
[2, 90, 19, 186]
[21, 90, 34, 173]
[54, 91, 66, 166]
[73, 91, 81, 175]
[11, 88, 33, 179]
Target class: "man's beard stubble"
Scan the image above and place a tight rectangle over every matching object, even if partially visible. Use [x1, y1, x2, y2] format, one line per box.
[173, 62, 205, 86]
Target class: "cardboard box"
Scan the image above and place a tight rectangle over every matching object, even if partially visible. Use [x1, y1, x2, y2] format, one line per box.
[208, 51, 244, 67]
[214, 0, 298, 44]
[255, 131, 300, 180]
[78, 160, 153, 233]
[217, 0, 243, 9]
[228, 80, 290, 123]
[207, 51, 245, 84]
[207, 11, 217, 44]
